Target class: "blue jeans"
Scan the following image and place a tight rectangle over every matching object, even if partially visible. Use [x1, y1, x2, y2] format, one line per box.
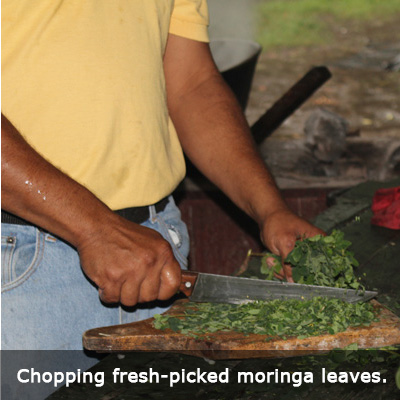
[1, 196, 189, 351]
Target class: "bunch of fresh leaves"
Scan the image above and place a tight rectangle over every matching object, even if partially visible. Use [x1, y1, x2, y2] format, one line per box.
[153, 297, 377, 339]
[261, 230, 363, 290]
[152, 230, 378, 339]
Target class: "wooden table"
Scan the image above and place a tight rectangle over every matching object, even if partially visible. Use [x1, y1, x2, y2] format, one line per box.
[50, 180, 400, 399]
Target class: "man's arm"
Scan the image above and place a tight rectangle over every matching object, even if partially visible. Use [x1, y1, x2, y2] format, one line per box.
[164, 34, 324, 263]
[1, 114, 181, 305]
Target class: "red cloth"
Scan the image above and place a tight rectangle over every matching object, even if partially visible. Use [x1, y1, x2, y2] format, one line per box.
[371, 186, 400, 230]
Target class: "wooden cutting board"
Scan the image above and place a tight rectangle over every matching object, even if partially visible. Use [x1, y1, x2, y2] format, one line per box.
[83, 299, 400, 359]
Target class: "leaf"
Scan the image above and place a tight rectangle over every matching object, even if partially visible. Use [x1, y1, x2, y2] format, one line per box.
[260, 253, 281, 279]
[152, 231, 376, 340]
[152, 298, 377, 340]
[342, 342, 359, 351]
[273, 230, 364, 290]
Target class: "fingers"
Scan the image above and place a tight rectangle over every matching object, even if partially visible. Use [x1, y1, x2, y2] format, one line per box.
[260, 210, 326, 283]
[119, 281, 140, 307]
[265, 256, 294, 283]
[113, 258, 181, 306]
[157, 260, 181, 300]
[263, 211, 325, 259]
[275, 235, 297, 261]
[282, 264, 294, 283]
[99, 246, 181, 307]
[79, 218, 183, 308]
[98, 286, 121, 304]
[136, 277, 160, 304]
[99, 258, 181, 306]
[98, 259, 181, 307]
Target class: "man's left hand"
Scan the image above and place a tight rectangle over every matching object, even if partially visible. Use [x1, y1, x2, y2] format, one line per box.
[260, 208, 325, 282]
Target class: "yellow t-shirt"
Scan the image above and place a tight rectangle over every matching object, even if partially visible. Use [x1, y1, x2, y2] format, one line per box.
[2, 0, 209, 209]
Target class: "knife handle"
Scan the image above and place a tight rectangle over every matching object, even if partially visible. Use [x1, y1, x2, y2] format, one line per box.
[179, 270, 199, 297]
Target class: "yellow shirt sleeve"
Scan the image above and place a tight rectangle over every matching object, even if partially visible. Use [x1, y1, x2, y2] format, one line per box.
[169, 0, 209, 42]
[2, 0, 209, 209]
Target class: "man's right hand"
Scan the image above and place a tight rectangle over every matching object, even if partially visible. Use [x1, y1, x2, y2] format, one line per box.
[77, 216, 182, 306]
[2, 114, 181, 308]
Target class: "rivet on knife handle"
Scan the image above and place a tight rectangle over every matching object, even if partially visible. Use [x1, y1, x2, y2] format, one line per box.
[179, 271, 199, 297]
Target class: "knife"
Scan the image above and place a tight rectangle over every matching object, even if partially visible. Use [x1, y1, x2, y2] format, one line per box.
[179, 271, 377, 304]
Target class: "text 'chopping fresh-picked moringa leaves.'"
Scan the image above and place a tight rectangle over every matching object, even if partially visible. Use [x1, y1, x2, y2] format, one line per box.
[153, 230, 379, 339]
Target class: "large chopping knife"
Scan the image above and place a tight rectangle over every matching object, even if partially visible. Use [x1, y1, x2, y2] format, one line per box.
[179, 271, 377, 304]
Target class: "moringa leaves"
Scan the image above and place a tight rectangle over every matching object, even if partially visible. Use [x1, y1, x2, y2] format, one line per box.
[153, 297, 377, 339]
[288, 230, 361, 289]
[152, 230, 378, 339]
[261, 230, 363, 290]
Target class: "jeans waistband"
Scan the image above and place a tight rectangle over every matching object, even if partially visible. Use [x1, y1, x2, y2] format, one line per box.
[1, 196, 169, 228]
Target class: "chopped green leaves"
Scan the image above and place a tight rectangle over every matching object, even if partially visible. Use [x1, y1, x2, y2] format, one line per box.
[152, 230, 378, 340]
[153, 297, 377, 339]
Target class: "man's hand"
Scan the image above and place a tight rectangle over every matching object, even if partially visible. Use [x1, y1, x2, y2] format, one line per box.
[260, 208, 325, 282]
[2, 114, 181, 307]
[77, 216, 181, 306]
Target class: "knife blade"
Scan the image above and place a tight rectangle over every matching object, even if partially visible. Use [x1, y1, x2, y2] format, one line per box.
[179, 271, 377, 304]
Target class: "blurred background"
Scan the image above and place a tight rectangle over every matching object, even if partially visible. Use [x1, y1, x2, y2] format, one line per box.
[180, 0, 400, 274]
[205, 0, 400, 188]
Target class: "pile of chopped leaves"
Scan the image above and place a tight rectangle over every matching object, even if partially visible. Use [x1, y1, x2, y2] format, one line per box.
[153, 297, 377, 339]
[261, 230, 363, 290]
[153, 230, 379, 339]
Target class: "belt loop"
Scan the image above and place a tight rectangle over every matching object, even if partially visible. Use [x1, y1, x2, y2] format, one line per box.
[149, 205, 157, 223]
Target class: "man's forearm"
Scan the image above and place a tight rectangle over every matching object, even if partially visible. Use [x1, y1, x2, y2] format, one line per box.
[1, 114, 182, 305]
[164, 35, 324, 263]
[164, 38, 288, 226]
[1, 114, 113, 247]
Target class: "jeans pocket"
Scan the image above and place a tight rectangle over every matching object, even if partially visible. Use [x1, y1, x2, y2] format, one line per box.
[157, 217, 189, 270]
[1, 228, 44, 291]
[1, 235, 16, 285]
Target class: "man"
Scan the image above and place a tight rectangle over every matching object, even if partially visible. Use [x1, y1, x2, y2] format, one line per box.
[2, 0, 323, 354]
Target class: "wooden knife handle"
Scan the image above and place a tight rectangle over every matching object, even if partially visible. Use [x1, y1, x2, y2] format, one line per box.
[179, 270, 199, 297]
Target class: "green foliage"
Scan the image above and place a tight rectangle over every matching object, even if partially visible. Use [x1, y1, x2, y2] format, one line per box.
[153, 297, 377, 339]
[256, 0, 400, 48]
[153, 230, 377, 341]
[279, 230, 363, 290]
[260, 253, 281, 280]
